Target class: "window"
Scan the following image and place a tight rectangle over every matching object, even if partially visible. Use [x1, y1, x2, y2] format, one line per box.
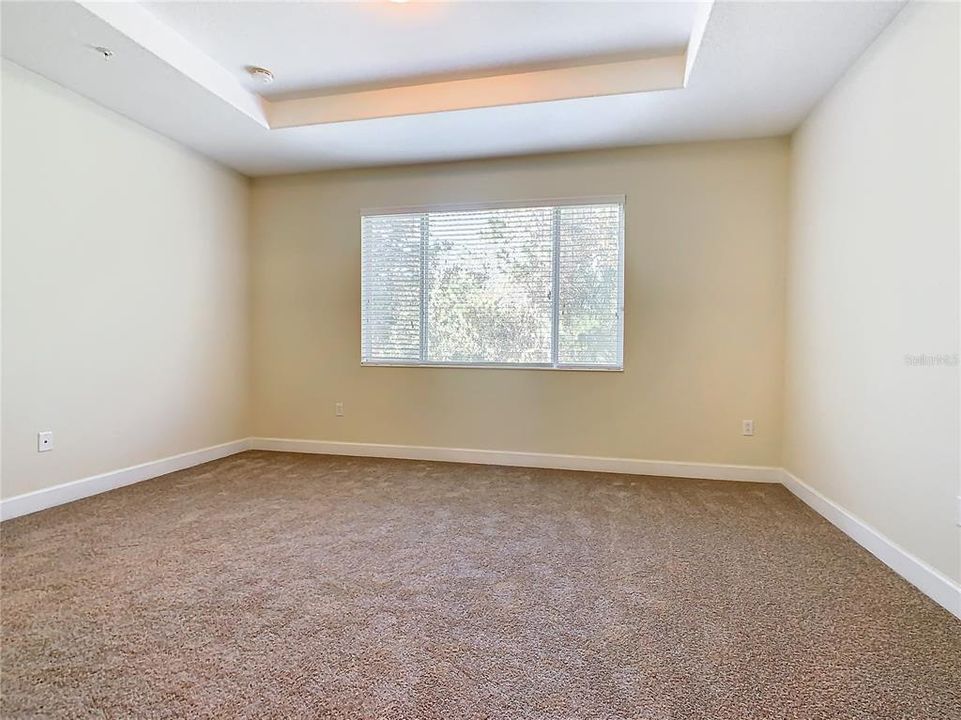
[361, 197, 624, 370]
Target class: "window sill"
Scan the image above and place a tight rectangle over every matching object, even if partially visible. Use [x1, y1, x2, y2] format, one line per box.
[360, 361, 623, 372]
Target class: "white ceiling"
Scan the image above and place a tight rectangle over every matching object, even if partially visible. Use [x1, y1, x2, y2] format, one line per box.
[1, 1, 905, 176]
[143, 1, 701, 98]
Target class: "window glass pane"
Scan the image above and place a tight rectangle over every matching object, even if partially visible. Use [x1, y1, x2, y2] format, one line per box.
[361, 214, 422, 362]
[426, 207, 553, 364]
[361, 200, 623, 369]
[557, 204, 622, 366]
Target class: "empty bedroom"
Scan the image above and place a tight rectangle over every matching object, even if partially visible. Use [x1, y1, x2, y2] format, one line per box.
[1, 0, 959, 717]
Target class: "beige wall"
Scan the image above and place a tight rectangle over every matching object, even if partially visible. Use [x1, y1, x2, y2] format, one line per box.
[250, 139, 789, 466]
[1, 61, 250, 499]
[785, 2, 960, 581]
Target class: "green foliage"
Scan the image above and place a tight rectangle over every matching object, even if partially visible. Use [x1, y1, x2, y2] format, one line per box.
[363, 205, 621, 366]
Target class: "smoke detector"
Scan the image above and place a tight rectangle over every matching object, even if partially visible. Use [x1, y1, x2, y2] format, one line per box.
[246, 66, 274, 85]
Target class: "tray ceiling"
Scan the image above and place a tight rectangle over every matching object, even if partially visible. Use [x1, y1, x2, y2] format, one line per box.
[1, 1, 905, 175]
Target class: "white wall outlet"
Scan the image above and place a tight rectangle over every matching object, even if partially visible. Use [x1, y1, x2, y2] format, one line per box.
[37, 431, 54, 452]
[741, 420, 755, 436]
[335, 402, 344, 417]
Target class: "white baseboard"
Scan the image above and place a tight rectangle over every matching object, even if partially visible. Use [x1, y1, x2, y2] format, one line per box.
[248, 437, 782, 483]
[3, 436, 956, 621]
[0, 439, 250, 521]
[0, 438, 776, 522]
[780, 469, 961, 620]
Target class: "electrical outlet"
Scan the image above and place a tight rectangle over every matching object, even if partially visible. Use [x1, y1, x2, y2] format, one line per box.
[335, 402, 344, 417]
[37, 431, 54, 452]
[741, 420, 755, 436]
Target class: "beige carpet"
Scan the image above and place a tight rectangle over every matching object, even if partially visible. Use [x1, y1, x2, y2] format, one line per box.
[1, 451, 959, 719]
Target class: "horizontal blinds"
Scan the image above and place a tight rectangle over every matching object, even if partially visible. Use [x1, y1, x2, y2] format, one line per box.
[427, 207, 553, 364]
[361, 213, 422, 361]
[362, 200, 623, 368]
[557, 204, 622, 365]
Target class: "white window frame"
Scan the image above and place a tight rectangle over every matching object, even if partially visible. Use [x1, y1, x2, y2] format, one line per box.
[360, 195, 625, 372]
